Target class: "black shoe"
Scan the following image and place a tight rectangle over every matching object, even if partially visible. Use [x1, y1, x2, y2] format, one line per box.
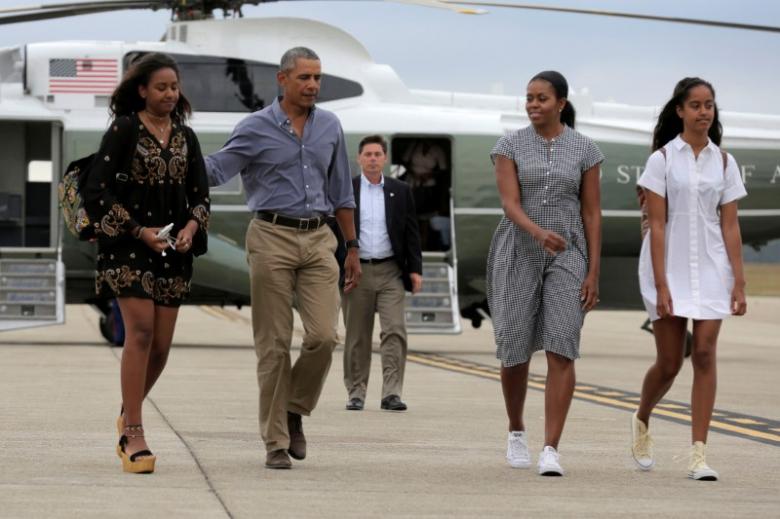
[380, 395, 407, 411]
[287, 412, 306, 460]
[346, 397, 364, 411]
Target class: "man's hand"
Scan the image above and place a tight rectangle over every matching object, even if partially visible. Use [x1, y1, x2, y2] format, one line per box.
[410, 273, 423, 294]
[343, 248, 362, 294]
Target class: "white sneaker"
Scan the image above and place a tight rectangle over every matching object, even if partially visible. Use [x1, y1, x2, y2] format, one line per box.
[688, 441, 719, 481]
[537, 446, 564, 476]
[506, 431, 531, 468]
[631, 411, 655, 471]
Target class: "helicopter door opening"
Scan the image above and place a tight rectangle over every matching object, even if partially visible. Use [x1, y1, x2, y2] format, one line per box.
[0, 119, 64, 331]
[390, 136, 460, 334]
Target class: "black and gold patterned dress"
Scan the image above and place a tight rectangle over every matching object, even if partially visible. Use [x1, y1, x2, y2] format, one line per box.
[84, 113, 210, 307]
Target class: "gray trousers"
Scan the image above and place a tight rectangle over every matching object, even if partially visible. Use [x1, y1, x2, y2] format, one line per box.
[342, 261, 407, 401]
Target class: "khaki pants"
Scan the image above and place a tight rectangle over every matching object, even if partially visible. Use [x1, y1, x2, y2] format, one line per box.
[246, 218, 340, 452]
[342, 261, 407, 401]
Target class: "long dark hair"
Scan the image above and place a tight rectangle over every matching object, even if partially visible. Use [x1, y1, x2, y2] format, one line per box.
[110, 52, 192, 122]
[530, 70, 575, 128]
[652, 77, 722, 151]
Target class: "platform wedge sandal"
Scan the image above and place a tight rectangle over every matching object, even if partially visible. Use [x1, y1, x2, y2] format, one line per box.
[118, 424, 156, 474]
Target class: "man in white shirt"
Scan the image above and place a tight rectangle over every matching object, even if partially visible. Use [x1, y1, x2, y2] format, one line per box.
[342, 135, 423, 411]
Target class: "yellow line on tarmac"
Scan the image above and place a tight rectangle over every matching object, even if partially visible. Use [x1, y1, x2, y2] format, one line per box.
[198, 305, 230, 321]
[198, 305, 251, 325]
[407, 353, 780, 444]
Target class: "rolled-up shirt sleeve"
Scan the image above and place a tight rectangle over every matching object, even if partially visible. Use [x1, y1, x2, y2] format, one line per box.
[327, 123, 355, 210]
[204, 116, 260, 188]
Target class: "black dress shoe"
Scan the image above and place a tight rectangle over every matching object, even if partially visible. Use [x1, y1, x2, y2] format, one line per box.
[346, 398, 364, 411]
[287, 412, 306, 460]
[380, 395, 407, 411]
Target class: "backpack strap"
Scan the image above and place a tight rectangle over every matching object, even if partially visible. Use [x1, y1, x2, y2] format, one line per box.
[658, 146, 669, 223]
[659, 146, 669, 180]
[113, 115, 140, 202]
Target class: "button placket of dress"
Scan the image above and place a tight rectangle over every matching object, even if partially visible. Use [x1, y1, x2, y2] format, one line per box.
[543, 139, 554, 205]
[689, 153, 701, 308]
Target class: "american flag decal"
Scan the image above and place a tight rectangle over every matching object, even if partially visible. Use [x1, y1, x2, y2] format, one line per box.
[48, 58, 118, 94]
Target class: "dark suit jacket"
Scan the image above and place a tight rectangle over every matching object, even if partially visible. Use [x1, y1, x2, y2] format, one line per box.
[334, 175, 423, 292]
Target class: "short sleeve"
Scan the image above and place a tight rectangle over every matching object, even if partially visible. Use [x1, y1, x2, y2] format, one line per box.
[581, 138, 604, 173]
[637, 150, 666, 198]
[490, 135, 513, 165]
[720, 153, 747, 205]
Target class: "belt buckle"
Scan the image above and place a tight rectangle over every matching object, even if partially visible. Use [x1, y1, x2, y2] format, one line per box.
[298, 217, 313, 232]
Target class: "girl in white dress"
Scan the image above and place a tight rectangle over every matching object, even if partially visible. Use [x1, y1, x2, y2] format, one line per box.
[631, 78, 747, 481]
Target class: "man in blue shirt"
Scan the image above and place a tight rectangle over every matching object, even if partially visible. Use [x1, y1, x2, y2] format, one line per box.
[205, 47, 361, 469]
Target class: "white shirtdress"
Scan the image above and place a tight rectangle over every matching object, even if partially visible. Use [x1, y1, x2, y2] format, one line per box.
[637, 135, 747, 321]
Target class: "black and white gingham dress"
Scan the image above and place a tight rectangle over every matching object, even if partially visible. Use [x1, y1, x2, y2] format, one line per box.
[487, 126, 604, 367]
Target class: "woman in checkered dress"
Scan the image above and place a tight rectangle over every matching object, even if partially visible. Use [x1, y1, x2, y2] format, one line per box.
[487, 71, 603, 475]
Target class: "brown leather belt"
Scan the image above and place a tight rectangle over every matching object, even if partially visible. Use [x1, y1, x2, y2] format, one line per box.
[255, 211, 330, 231]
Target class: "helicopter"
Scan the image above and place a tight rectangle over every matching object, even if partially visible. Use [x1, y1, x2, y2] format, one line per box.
[1, 0, 779, 344]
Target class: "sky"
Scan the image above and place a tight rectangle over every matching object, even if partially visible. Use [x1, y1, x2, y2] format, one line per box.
[0, 0, 779, 114]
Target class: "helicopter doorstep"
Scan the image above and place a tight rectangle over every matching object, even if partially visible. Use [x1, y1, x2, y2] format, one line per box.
[1, 4, 779, 342]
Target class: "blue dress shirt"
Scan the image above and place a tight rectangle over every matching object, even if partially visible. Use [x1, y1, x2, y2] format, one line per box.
[205, 97, 355, 218]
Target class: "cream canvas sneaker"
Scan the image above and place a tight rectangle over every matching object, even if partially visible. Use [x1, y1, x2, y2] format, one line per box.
[506, 431, 531, 469]
[688, 441, 719, 481]
[631, 411, 655, 471]
[537, 446, 564, 476]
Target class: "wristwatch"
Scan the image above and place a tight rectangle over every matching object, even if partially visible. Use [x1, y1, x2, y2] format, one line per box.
[345, 239, 360, 249]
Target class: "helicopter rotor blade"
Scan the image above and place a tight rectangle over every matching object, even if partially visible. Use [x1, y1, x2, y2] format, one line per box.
[2, 0, 778, 34]
[390, 0, 485, 14]
[439, 1, 780, 33]
[0, 1, 162, 25]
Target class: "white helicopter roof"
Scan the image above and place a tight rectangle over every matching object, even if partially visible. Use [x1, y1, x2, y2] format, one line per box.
[1, 15, 779, 149]
[168, 16, 373, 71]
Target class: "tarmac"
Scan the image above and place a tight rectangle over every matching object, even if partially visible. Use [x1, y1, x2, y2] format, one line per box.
[1, 297, 779, 518]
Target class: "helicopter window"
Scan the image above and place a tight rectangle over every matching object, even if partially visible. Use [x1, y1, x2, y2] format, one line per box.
[27, 161, 52, 183]
[123, 52, 363, 113]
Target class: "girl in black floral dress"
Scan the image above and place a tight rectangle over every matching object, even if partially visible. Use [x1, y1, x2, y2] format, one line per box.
[84, 53, 210, 474]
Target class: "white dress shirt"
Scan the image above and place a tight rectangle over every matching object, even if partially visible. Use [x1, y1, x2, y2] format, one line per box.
[637, 135, 747, 321]
[358, 173, 394, 260]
